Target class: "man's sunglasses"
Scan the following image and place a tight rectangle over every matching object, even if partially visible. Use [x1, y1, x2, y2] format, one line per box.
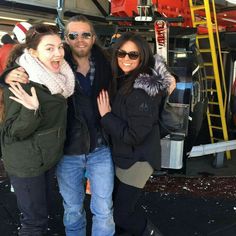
[67, 32, 93, 40]
[116, 50, 140, 60]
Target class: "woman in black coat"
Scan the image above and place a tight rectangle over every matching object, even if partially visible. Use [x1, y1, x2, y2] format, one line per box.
[97, 32, 171, 236]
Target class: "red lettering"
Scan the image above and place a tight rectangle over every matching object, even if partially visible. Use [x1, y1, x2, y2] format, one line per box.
[155, 21, 166, 48]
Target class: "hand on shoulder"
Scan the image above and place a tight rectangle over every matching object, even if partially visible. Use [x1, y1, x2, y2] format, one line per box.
[6, 67, 29, 84]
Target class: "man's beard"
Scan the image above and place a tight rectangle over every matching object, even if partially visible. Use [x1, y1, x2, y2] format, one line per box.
[71, 45, 91, 58]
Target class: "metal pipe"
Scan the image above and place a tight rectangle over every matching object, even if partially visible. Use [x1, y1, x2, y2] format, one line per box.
[188, 140, 236, 157]
[56, 0, 65, 33]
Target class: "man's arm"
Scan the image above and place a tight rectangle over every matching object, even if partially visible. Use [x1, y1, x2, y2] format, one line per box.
[0, 66, 29, 85]
[154, 54, 176, 95]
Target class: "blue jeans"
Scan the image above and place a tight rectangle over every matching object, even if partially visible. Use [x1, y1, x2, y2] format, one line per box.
[56, 146, 115, 236]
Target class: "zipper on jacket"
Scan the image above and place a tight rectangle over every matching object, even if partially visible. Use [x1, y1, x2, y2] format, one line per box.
[37, 128, 61, 137]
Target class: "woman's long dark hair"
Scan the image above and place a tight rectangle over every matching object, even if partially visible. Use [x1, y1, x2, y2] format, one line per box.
[0, 86, 4, 123]
[111, 32, 155, 95]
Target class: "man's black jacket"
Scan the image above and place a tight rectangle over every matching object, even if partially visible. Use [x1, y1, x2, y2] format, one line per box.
[63, 44, 112, 155]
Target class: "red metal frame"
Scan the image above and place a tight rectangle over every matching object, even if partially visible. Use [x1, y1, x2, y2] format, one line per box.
[110, 0, 236, 32]
[111, 0, 192, 27]
[110, 0, 138, 18]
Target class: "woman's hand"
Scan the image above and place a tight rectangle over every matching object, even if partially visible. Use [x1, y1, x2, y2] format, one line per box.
[9, 82, 39, 111]
[97, 90, 111, 117]
[6, 67, 29, 85]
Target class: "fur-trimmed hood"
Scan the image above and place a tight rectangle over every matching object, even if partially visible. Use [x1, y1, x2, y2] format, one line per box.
[133, 71, 170, 96]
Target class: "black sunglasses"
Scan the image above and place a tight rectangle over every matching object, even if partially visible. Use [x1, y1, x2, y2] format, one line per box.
[116, 50, 140, 60]
[67, 32, 93, 40]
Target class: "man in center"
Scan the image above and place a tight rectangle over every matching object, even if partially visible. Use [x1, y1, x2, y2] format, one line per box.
[56, 15, 115, 236]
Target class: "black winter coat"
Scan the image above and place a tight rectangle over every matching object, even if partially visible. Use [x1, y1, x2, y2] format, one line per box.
[63, 44, 112, 155]
[101, 73, 164, 170]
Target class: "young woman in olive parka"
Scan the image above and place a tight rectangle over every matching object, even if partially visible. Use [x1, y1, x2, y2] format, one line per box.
[0, 24, 74, 236]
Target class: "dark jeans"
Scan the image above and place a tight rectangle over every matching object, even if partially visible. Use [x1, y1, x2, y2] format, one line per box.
[113, 177, 146, 236]
[10, 168, 55, 236]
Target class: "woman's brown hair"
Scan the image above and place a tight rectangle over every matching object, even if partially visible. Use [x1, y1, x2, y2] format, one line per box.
[2, 24, 60, 123]
[6, 24, 60, 69]
[0, 87, 4, 123]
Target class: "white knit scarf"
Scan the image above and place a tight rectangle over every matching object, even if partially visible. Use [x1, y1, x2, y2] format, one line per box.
[17, 49, 75, 98]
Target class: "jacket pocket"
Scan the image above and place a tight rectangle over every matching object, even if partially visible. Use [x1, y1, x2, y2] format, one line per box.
[35, 127, 65, 167]
[2, 137, 42, 171]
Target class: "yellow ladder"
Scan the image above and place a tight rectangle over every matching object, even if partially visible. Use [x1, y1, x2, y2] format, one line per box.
[188, 0, 231, 159]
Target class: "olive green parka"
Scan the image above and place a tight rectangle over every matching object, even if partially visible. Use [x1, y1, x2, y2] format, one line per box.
[1, 81, 67, 177]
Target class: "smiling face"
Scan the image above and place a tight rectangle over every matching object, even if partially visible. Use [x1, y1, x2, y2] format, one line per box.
[65, 21, 95, 58]
[30, 34, 64, 73]
[117, 40, 141, 75]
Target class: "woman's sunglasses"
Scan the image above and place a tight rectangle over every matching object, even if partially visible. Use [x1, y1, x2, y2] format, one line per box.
[67, 32, 93, 40]
[116, 50, 140, 60]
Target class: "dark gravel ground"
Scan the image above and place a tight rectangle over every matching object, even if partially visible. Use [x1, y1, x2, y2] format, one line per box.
[144, 175, 236, 235]
[145, 175, 236, 199]
[1, 172, 236, 236]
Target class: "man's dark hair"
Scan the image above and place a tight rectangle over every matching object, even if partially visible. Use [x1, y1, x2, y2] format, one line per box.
[65, 15, 96, 36]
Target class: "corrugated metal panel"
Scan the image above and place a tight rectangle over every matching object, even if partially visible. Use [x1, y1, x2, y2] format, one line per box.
[5, 0, 109, 17]
[5, 0, 56, 8]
